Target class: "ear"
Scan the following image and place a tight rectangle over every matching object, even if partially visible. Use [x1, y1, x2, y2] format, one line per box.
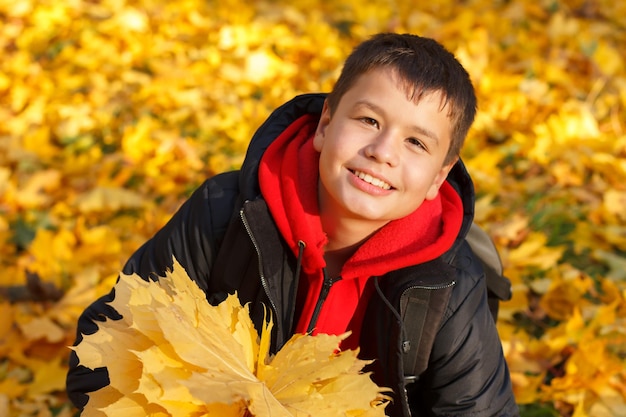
[425, 157, 457, 201]
[313, 100, 331, 152]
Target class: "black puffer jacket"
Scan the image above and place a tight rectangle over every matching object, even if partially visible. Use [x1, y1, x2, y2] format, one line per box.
[67, 94, 519, 417]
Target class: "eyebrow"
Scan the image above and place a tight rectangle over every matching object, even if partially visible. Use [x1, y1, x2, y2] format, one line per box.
[354, 99, 440, 144]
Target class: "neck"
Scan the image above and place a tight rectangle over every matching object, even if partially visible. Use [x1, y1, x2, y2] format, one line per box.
[318, 184, 389, 252]
[320, 214, 381, 251]
[319, 207, 388, 277]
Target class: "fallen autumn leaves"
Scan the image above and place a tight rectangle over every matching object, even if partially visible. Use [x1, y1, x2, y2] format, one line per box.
[0, 0, 625, 416]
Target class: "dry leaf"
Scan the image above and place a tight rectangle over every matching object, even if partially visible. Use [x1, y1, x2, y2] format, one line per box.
[73, 258, 389, 416]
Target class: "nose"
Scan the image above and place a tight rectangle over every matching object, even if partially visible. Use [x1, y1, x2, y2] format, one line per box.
[364, 131, 399, 166]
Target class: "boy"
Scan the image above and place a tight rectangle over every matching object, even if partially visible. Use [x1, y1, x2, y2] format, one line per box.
[67, 33, 518, 416]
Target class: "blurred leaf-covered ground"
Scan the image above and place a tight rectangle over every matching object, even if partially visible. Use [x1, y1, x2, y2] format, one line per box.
[0, 0, 625, 416]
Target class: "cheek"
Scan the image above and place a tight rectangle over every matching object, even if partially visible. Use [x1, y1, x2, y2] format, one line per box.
[318, 136, 347, 163]
[317, 148, 336, 183]
[422, 169, 449, 201]
[313, 131, 324, 152]
[424, 183, 441, 201]
[405, 169, 437, 198]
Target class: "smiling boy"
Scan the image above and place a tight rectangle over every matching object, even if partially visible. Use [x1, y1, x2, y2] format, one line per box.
[68, 33, 518, 416]
[315, 69, 455, 260]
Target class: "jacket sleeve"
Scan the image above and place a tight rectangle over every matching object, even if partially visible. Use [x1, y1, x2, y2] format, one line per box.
[409, 246, 519, 417]
[65, 171, 240, 410]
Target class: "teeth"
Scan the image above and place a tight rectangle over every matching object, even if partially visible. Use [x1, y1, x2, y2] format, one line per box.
[354, 170, 391, 190]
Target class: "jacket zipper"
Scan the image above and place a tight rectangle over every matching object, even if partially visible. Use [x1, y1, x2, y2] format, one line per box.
[239, 207, 278, 316]
[306, 269, 340, 333]
[401, 281, 456, 294]
[397, 280, 457, 417]
[398, 280, 457, 351]
[398, 280, 456, 366]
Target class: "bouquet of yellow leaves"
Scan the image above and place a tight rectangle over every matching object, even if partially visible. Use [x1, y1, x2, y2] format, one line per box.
[72, 259, 390, 416]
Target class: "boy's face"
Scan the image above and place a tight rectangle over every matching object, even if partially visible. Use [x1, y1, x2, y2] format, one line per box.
[313, 68, 457, 229]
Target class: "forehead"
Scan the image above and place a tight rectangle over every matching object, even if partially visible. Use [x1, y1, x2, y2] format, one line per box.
[342, 67, 450, 111]
[342, 69, 452, 119]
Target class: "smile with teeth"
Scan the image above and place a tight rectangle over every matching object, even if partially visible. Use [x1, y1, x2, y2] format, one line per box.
[352, 170, 392, 190]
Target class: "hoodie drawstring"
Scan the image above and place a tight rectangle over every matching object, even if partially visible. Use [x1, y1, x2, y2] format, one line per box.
[295, 240, 305, 281]
[286, 240, 306, 334]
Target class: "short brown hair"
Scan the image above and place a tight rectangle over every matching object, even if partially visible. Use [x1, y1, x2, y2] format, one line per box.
[326, 33, 477, 164]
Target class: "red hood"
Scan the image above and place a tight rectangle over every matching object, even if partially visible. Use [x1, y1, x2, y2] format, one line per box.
[258, 114, 463, 278]
[258, 114, 463, 345]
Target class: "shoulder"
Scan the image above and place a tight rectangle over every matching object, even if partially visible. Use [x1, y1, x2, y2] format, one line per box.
[194, 171, 242, 240]
[194, 171, 241, 212]
[200, 170, 240, 199]
[442, 241, 488, 322]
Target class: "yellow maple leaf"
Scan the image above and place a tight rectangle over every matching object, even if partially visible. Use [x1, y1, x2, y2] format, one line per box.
[507, 231, 565, 270]
[0, 377, 27, 399]
[539, 271, 592, 322]
[26, 356, 67, 397]
[17, 315, 66, 344]
[75, 186, 145, 213]
[72, 258, 389, 416]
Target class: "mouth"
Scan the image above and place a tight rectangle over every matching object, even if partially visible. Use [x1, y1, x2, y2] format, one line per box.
[351, 169, 392, 190]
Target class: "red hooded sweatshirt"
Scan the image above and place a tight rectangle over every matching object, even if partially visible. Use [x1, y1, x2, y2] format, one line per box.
[258, 114, 463, 349]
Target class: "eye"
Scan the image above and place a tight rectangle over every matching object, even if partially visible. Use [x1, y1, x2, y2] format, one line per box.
[360, 117, 379, 128]
[407, 137, 427, 151]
